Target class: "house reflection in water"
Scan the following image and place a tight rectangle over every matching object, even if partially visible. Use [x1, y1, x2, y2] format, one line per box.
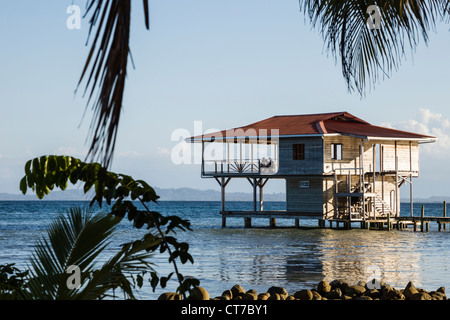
[285, 229, 422, 289]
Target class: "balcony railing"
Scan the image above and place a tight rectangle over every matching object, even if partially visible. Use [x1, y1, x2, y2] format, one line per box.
[202, 159, 278, 176]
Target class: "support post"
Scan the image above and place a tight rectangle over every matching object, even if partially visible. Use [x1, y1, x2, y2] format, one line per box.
[444, 201, 447, 230]
[395, 142, 399, 216]
[360, 141, 366, 222]
[259, 178, 268, 211]
[220, 177, 226, 212]
[201, 141, 205, 175]
[409, 141, 413, 217]
[421, 205, 425, 232]
[253, 178, 257, 211]
[347, 172, 351, 220]
[410, 175, 413, 217]
[295, 219, 300, 228]
[270, 218, 276, 228]
[334, 171, 338, 219]
[216, 177, 231, 228]
[244, 217, 252, 228]
[373, 144, 376, 218]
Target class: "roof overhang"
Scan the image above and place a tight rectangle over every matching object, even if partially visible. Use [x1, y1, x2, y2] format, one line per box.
[184, 112, 437, 143]
[186, 133, 437, 143]
[185, 133, 342, 143]
[366, 136, 437, 142]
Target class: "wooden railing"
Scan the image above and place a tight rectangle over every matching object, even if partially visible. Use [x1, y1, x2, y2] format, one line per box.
[202, 159, 278, 175]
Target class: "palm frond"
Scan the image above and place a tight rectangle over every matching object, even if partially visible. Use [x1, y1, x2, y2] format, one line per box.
[22, 207, 158, 300]
[24, 207, 121, 299]
[78, 233, 159, 300]
[77, 0, 125, 168]
[299, 0, 447, 95]
[78, 0, 150, 167]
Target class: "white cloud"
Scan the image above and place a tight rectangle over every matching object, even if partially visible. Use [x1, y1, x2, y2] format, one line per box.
[379, 122, 393, 129]
[53, 146, 87, 157]
[387, 108, 450, 156]
[156, 147, 171, 157]
[117, 150, 141, 158]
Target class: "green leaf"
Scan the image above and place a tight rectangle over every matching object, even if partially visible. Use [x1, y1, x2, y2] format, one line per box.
[136, 274, 143, 288]
[149, 272, 159, 292]
[19, 177, 27, 195]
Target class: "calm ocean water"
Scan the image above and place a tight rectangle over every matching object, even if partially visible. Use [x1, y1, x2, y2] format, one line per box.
[1, 200, 450, 299]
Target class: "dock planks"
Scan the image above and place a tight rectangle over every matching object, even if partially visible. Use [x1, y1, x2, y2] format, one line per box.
[220, 210, 450, 231]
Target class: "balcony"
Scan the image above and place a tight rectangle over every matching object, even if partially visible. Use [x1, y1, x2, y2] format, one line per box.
[202, 158, 278, 176]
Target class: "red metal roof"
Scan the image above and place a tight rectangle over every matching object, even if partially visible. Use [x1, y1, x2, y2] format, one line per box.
[187, 112, 435, 141]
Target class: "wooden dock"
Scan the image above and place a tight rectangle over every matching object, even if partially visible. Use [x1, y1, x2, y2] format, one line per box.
[220, 204, 450, 232]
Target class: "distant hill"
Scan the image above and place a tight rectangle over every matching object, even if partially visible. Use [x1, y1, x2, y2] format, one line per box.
[154, 187, 286, 201]
[0, 187, 286, 201]
[1, 188, 447, 202]
[0, 190, 92, 201]
[401, 196, 450, 203]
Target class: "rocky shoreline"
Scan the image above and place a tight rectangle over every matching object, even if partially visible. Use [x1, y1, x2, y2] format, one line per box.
[158, 280, 447, 301]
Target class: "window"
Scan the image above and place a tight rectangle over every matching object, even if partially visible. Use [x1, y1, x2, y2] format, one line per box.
[331, 143, 342, 160]
[299, 181, 310, 189]
[293, 144, 305, 160]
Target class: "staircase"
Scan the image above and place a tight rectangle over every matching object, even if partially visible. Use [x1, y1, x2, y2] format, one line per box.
[351, 181, 371, 193]
[374, 196, 395, 217]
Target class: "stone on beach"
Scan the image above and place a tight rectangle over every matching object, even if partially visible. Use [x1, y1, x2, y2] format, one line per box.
[325, 288, 342, 300]
[158, 292, 181, 300]
[345, 284, 366, 296]
[294, 289, 313, 300]
[268, 293, 282, 300]
[267, 286, 289, 300]
[410, 292, 432, 300]
[403, 282, 418, 299]
[222, 289, 233, 300]
[243, 290, 258, 300]
[231, 284, 245, 298]
[160, 280, 447, 301]
[317, 281, 331, 295]
[258, 292, 270, 300]
[189, 287, 210, 300]
[311, 290, 322, 300]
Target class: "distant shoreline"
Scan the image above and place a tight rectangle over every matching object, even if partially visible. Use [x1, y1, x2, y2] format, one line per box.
[0, 188, 448, 203]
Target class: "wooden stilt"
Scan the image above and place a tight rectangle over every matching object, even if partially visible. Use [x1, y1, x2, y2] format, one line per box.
[421, 205, 425, 232]
[216, 177, 231, 228]
[444, 201, 447, 230]
[318, 219, 324, 228]
[244, 217, 252, 228]
[259, 178, 268, 211]
[270, 218, 276, 228]
[295, 219, 300, 228]
[253, 178, 257, 211]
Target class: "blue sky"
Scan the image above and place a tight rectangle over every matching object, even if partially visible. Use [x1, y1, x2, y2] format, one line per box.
[1, 1, 450, 199]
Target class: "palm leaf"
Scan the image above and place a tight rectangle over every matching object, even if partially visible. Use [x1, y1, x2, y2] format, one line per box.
[299, 0, 447, 95]
[78, 233, 160, 300]
[24, 207, 121, 299]
[22, 207, 158, 300]
[78, 1, 150, 168]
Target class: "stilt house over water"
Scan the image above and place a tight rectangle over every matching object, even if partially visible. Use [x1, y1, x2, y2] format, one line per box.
[187, 112, 436, 226]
